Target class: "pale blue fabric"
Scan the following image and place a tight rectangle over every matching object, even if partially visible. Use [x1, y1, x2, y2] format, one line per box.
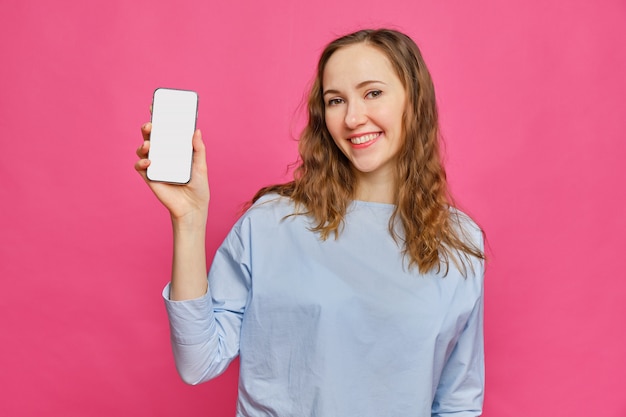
[163, 194, 485, 416]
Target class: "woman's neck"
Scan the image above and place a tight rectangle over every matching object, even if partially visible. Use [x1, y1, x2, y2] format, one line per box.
[354, 172, 397, 204]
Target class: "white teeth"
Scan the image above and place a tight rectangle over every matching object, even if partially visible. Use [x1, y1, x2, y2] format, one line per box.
[350, 133, 379, 144]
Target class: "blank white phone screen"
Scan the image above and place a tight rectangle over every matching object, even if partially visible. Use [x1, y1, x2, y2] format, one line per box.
[147, 88, 198, 184]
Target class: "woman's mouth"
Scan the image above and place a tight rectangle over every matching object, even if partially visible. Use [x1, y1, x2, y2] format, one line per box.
[349, 132, 380, 145]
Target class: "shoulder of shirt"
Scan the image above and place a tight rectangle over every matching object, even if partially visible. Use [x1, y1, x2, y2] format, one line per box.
[239, 193, 297, 221]
[251, 192, 289, 206]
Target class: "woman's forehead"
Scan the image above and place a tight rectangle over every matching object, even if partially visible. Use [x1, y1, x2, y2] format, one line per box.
[322, 44, 399, 89]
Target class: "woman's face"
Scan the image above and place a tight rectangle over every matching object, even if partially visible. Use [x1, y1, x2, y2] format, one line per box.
[323, 43, 407, 183]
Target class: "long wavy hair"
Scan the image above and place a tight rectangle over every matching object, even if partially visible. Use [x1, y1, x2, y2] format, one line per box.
[252, 28, 484, 274]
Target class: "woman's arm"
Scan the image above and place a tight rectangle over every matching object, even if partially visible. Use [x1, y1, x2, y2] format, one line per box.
[136, 122, 244, 384]
[135, 122, 209, 300]
[431, 288, 485, 416]
[431, 236, 485, 417]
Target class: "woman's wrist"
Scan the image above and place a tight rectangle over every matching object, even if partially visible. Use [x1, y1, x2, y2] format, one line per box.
[171, 208, 208, 232]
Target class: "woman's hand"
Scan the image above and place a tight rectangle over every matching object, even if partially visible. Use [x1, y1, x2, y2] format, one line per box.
[135, 122, 210, 226]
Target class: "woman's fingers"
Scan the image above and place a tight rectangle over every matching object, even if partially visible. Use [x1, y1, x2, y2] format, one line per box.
[141, 122, 151, 142]
[136, 139, 150, 158]
[135, 122, 152, 181]
[136, 122, 151, 159]
[134, 157, 150, 171]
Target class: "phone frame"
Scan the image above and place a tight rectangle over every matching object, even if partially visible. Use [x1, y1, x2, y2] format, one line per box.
[146, 87, 198, 184]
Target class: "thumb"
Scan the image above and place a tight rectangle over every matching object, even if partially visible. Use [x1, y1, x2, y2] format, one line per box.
[191, 129, 208, 177]
[191, 129, 205, 161]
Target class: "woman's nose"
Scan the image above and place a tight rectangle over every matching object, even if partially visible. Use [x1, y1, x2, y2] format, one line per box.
[344, 101, 367, 129]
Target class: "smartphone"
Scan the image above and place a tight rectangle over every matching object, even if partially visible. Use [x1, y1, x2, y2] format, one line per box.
[147, 88, 198, 184]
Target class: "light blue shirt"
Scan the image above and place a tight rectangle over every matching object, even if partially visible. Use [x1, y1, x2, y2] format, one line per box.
[164, 195, 484, 416]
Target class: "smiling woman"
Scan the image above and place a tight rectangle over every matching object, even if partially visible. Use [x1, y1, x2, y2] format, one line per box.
[255, 29, 484, 274]
[136, 28, 486, 416]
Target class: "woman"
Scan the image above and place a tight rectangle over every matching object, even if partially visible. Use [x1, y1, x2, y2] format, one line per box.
[136, 29, 485, 416]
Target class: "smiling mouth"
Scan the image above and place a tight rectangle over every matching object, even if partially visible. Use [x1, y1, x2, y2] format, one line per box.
[349, 132, 380, 145]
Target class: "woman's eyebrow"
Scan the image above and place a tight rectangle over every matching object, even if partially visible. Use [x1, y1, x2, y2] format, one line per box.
[323, 80, 386, 97]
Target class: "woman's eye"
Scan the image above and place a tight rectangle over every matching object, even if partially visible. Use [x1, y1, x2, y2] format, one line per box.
[366, 90, 382, 99]
[327, 98, 344, 106]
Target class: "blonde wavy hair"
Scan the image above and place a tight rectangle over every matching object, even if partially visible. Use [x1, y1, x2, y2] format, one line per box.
[252, 28, 485, 275]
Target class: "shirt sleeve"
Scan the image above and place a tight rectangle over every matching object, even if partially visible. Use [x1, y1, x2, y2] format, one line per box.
[162, 218, 252, 385]
[431, 262, 485, 416]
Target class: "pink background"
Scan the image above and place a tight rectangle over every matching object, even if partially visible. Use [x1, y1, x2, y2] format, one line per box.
[1, 0, 625, 415]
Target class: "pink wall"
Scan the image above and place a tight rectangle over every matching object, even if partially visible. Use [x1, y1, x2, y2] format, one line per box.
[1, 0, 625, 415]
